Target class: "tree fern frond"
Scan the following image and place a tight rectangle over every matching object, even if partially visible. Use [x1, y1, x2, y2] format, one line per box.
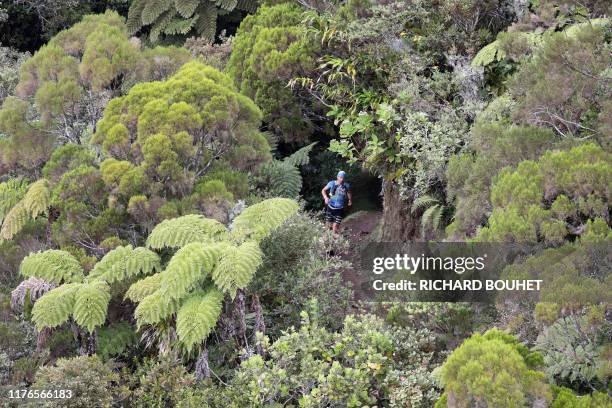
[134, 290, 178, 327]
[163, 16, 198, 36]
[0, 179, 50, 240]
[125, 273, 162, 302]
[158, 242, 228, 301]
[20, 250, 84, 284]
[86, 245, 160, 284]
[22, 179, 50, 218]
[421, 204, 441, 232]
[216, 0, 238, 11]
[230, 198, 299, 242]
[73, 281, 111, 333]
[176, 287, 223, 351]
[150, 9, 177, 42]
[141, 0, 173, 25]
[11, 277, 55, 313]
[0, 178, 28, 224]
[235, 0, 257, 13]
[212, 241, 262, 298]
[127, 0, 147, 34]
[31, 283, 81, 330]
[194, 2, 218, 42]
[471, 40, 505, 67]
[431, 205, 444, 231]
[146, 214, 228, 250]
[411, 194, 439, 213]
[284, 142, 317, 167]
[261, 160, 303, 198]
[175, 0, 201, 17]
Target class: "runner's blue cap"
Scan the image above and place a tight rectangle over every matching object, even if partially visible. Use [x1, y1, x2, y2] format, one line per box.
[337, 171, 346, 177]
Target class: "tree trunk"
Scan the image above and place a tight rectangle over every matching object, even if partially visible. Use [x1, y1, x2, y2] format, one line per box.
[195, 342, 210, 380]
[36, 327, 52, 351]
[251, 294, 265, 356]
[77, 328, 97, 356]
[381, 180, 419, 242]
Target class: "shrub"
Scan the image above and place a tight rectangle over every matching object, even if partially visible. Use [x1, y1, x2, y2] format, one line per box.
[30, 356, 121, 407]
[437, 328, 550, 407]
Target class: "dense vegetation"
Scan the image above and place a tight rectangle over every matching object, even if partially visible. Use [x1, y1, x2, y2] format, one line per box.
[0, 0, 610, 407]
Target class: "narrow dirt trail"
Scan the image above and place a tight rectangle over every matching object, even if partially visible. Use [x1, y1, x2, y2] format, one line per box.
[338, 210, 382, 301]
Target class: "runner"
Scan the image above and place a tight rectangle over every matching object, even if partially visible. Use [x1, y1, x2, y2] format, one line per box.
[321, 170, 352, 234]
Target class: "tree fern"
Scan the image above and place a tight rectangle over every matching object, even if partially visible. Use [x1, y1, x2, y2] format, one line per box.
[216, 0, 238, 11]
[127, 0, 147, 34]
[175, 0, 200, 17]
[146, 214, 228, 250]
[134, 290, 179, 327]
[471, 40, 505, 67]
[0, 178, 28, 224]
[125, 273, 163, 302]
[20, 250, 84, 284]
[141, 0, 173, 25]
[230, 198, 299, 242]
[86, 245, 160, 284]
[176, 287, 224, 351]
[73, 281, 111, 333]
[211, 241, 262, 298]
[0, 179, 50, 240]
[260, 160, 303, 198]
[411, 194, 445, 234]
[158, 242, 228, 301]
[150, 9, 177, 42]
[163, 16, 198, 36]
[235, 0, 257, 13]
[31, 283, 81, 330]
[195, 2, 218, 41]
[284, 142, 317, 167]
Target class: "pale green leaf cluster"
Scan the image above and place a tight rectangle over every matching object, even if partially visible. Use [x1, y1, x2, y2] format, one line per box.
[0, 178, 28, 224]
[212, 241, 262, 298]
[230, 197, 299, 242]
[146, 214, 228, 250]
[176, 288, 224, 351]
[20, 249, 84, 284]
[259, 142, 317, 198]
[73, 281, 113, 333]
[86, 245, 161, 284]
[31, 283, 82, 330]
[0, 179, 50, 240]
[124, 273, 162, 302]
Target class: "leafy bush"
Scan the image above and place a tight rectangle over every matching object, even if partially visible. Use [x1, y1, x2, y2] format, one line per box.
[536, 315, 610, 392]
[30, 356, 121, 407]
[217, 312, 441, 407]
[437, 328, 550, 408]
[227, 3, 319, 143]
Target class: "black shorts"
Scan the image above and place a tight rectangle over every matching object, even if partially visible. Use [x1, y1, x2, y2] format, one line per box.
[325, 206, 345, 224]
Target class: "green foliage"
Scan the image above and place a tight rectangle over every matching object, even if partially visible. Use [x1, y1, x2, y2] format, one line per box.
[551, 386, 612, 408]
[0, 178, 28, 224]
[411, 194, 446, 236]
[0, 179, 50, 240]
[256, 142, 317, 198]
[0, 11, 190, 174]
[445, 118, 558, 238]
[86, 245, 161, 284]
[72, 280, 111, 332]
[94, 61, 270, 207]
[230, 197, 299, 242]
[31, 283, 81, 330]
[31, 355, 120, 408]
[127, 0, 257, 42]
[97, 321, 138, 361]
[211, 241, 262, 298]
[509, 21, 610, 140]
[146, 214, 228, 250]
[158, 242, 226, 300]
[214, 312, 442, 407]
[227, 3, 319, 143]
[20, 249, 84, 284]
[175, 287, 224, 352]
[438, 328, 551, 407]
[535, 316, 610, 391]
[478, 143, 611, 242]
[124, 273, 162, 303]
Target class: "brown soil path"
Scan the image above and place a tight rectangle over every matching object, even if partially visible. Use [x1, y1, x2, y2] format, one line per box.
[338, 210, 382, 301]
